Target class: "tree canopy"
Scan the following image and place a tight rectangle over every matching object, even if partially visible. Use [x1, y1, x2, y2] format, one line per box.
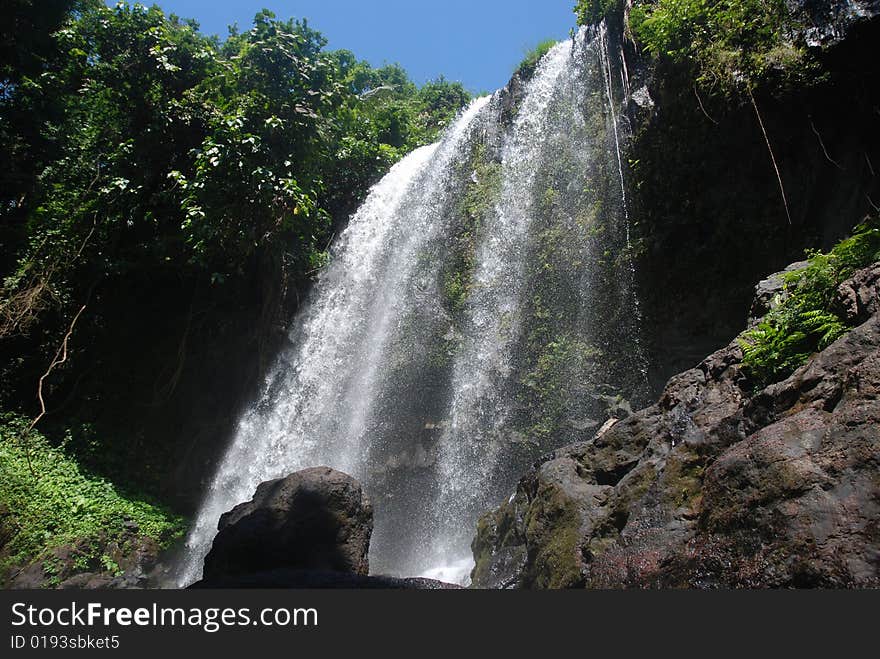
[1, 3, 470, 328]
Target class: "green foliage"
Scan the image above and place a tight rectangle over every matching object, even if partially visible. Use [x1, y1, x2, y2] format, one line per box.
[515, 39, 558, 79]
[0, 413, 184, 575]
[99, 554, 122, 577]
[1, 2, 470, 333]
[574, 0, 621, 26]
[461, 145, 502, 222]
[741, 308, 845, 385]
[740, 218, 880, 386]
[332, 54, 470, 149]
[443, 271, 469, 311]
[0, 1, 99, 87]
[621, 0, 809, 91]
[521, 325, 603, 441]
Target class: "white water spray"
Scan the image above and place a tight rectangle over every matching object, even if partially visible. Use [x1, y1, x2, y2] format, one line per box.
[177, 26, 647, 587]
[177, 97, 490, 585]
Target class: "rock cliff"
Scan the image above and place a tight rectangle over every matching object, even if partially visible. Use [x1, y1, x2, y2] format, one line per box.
[472, 263, 880, 588]
[623, 2, 880, 392]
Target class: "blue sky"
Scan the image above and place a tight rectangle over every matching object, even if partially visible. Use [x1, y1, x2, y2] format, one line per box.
[106, 1, 578, 92]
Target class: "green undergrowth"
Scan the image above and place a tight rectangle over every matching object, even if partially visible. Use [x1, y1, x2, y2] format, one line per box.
[0, 414, 185, 576]
[739, 218, 880, 386]
[634, 0, 810, 88]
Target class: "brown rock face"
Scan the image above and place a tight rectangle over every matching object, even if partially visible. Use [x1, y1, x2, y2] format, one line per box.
[203, 467, 373, 580]
[472, 264, 880, 588]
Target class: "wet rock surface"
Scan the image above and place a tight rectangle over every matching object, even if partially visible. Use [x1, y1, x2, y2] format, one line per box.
[7, 532, 162, 590]
[789, 0, 880, 47]
[472, 263, 880, 588]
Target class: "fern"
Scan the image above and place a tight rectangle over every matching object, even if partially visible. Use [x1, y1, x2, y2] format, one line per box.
[740, 217, 880, 386]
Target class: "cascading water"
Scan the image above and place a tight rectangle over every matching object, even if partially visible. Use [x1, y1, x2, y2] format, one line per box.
[175, 95, 490, 585]
[177, 24, 648, 587]
[423, 29, 604, 579]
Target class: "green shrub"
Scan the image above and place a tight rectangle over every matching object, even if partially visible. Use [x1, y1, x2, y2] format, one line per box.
[515, 39, 559, 79]
[739, 218, 880, 386]
[0, 414, 184, 575]
[574, 0, 622, 26]
[623, 0, 808, 91]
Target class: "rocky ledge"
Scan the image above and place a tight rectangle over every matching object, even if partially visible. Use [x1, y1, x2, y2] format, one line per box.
[472, 263, 880, 588]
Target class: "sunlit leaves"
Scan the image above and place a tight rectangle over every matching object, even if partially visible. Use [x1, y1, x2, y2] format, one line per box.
[2, 0, 471, 337]
[623, 0, 806, 92]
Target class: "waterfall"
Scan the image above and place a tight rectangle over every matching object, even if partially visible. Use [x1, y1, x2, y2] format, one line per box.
[422, 30, 596, 579]
[176, 25, 647, 587]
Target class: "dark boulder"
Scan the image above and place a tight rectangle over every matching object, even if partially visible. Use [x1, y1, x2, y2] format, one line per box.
[835, 263, 880, 323]
[202, 467, 373, 580]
